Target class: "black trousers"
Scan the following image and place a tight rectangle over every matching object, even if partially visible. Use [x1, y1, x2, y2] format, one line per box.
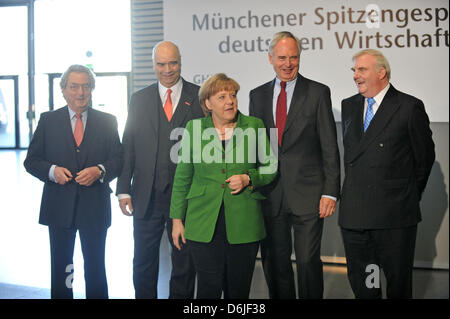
[341, 226, 417, 299]
[48, 226, 108, 299]
[261, 208, 324, 299]
[133, 189, 196, 299]
[188, 204, 259, 299]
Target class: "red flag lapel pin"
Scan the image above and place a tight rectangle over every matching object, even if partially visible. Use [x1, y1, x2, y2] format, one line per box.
[185, 101, 191, 106]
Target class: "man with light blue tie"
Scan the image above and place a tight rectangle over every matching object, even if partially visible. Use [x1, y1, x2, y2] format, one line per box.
[340, 49, 435, 299]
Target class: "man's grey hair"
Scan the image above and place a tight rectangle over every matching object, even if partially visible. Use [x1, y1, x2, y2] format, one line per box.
[268, 31, 302, 56]
[353, 49, 391, 80]
[60, 64, 96, 90]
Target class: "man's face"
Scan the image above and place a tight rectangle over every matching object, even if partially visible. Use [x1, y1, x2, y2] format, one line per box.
[154, 44, 181, 88]
[352, 54, 387, 98]
[62, 72, 91, 114]
[269, 37, 300, 82]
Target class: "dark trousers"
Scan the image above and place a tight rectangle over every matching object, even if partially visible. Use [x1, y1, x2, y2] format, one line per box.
[341, 226, 417, 299]
[261, 208, 324, 299]
[188, 205, 259, 299]
[48, 226, 108, 299]
[133, 190, 195, 299]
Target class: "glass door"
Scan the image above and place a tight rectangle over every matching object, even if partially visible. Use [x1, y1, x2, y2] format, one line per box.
[0, 5, 29, 148]
[0, 76, 19, 148]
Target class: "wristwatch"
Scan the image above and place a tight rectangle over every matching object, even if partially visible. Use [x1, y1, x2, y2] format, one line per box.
[246, 172, 252, 186]
[97, 165, 105, 180]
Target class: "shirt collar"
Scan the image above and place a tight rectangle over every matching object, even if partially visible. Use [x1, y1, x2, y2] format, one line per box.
[370, 83, 390, 106]
[158, 77, 183, 95]
[275, 75, 298, 89]
[68, 106, 88, 120]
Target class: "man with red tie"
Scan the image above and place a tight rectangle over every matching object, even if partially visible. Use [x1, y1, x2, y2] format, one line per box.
[24, 64, 123, 298]
[117, 41, 204, 299]
[249, 31, 340, 299]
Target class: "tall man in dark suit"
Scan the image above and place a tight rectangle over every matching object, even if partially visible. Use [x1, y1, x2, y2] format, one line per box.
[117, 41, 204, 299]
[340, 49, 435, 299]
[249, 31, 340, 299]
[24, 64, 123, 299]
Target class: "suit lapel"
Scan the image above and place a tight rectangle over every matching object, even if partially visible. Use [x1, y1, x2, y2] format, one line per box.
[202, 113, 249, 157]
[225, 112, 248, 156]
[80, 108, 97, 167]
[348, 86, 400, 162]
[171, 79, 194, 128]
[61, 106, 78, 167]
[346, 94, 365, 142]
[283, 74, 307, 135]
[145, 84, 160, 135]
[202, 115, 223, 154]
[262, 80, 276, 129]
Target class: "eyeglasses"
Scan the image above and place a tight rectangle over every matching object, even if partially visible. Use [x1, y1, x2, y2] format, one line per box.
[68, 83, 91, 91]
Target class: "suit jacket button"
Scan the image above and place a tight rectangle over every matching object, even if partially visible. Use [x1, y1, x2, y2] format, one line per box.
[221, 169, 226, 174]
[76, 149, 80, 153]
[222, 154, 225, 159]
[221, 184, 225, 188]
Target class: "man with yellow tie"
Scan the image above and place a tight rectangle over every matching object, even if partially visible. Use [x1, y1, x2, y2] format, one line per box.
[116, 41, 204, 299]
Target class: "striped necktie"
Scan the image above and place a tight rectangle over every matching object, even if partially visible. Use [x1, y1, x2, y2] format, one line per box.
[363, 97, 375, 132]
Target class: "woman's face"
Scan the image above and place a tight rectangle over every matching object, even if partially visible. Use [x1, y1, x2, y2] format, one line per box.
[205, 89, 238, 125]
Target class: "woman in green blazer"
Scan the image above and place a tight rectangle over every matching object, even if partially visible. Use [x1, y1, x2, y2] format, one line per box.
[170, 73, 277, 298]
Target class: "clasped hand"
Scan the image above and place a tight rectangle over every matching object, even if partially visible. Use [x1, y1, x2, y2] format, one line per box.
[172, 174, 251, 250]
[226, 174, 250, 194]
[54, 166, 101, 187]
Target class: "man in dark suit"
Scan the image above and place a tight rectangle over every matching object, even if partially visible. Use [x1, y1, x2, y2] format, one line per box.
[24, 64, 123, 299]
[340, 49, 435, 299]
[117, 41, 204, 299]
[249, 31, 340, 299]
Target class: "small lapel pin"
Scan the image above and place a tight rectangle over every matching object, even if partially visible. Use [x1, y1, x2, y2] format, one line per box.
[185, 101, 191, 106]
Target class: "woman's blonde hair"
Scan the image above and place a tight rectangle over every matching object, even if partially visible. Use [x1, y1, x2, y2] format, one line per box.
[198, 73, 240, 114]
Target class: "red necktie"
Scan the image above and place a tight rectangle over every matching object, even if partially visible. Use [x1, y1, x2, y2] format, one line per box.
[74, 113, 84, 146]
[276, 81, 287, 146]
[164, 89, 173, 122]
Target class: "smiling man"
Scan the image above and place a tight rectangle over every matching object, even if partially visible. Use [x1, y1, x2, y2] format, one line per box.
[116, 41, 204, 299]
[249, 31, 340, 299]
[24, 64, 123, 299]
[340, 49, 435, 299]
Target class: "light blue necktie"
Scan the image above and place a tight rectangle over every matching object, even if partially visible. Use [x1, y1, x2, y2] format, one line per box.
[364, 97, 375, 132]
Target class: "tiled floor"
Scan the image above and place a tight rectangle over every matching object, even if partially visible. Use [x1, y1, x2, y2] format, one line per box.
[0, 150, 448, 299]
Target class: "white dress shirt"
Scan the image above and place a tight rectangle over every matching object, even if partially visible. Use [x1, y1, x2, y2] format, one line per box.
[363, 83, 390, 122]
[158, 77, 183, 115]
[49, 107, 105, 183]
[272, 76, 297, 124]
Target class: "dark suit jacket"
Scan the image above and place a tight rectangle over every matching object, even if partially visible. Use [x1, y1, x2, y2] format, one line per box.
[249, 74, 340, 216]
[339, 85, 435, 229]
[116, 78, 205, 219]
[24, 106, 123, 230]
